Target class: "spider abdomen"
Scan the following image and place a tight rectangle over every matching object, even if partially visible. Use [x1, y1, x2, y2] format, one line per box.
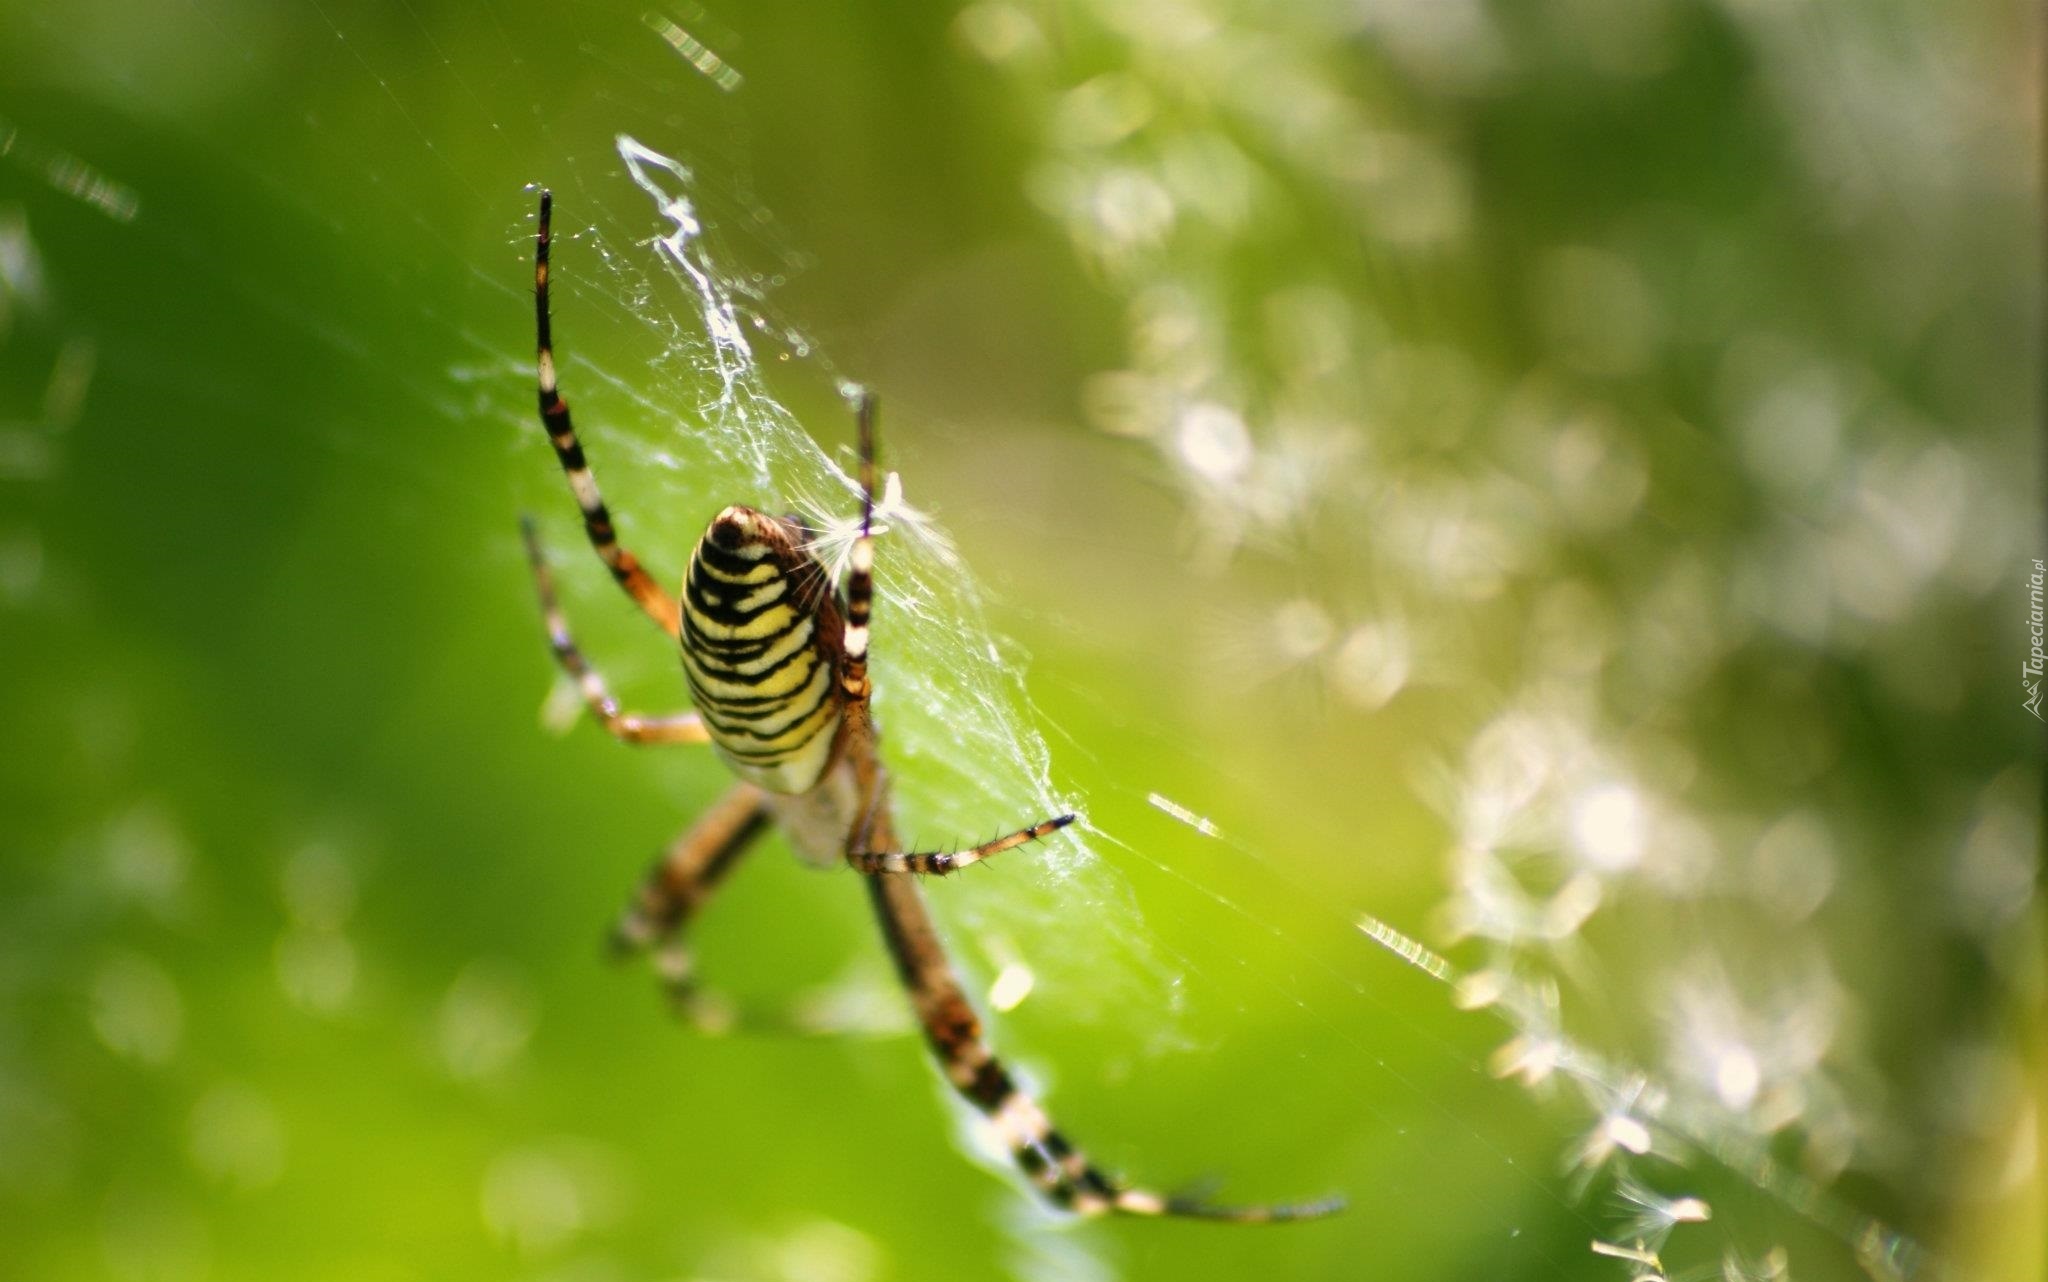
[679, 506, 844, 794]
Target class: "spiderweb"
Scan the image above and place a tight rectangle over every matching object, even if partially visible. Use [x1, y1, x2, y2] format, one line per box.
[0, 5, 2036, 1282]
[523, 126, 1958, 1282]
[526, 132, 1182, 1028]
[948, 2, 2039, 1281]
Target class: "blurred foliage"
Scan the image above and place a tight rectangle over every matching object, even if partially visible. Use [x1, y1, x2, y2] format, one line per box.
[0, 2, 2039, 1282]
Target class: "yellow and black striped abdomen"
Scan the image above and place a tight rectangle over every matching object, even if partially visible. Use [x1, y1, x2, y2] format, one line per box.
[679, 506, 844, 794]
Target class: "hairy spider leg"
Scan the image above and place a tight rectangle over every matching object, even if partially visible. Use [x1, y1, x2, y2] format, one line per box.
[847, 815, 1075, 876]
[836, 391, 878, 708]
[864, 840, 1345, 1223]
[536, 189, 682, 639]
[610, 780, 770, 1026]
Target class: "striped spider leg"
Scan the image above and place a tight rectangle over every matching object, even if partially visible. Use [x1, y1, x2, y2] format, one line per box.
[528, 188, 767, 1023]
[521, 190, 1343, 1223]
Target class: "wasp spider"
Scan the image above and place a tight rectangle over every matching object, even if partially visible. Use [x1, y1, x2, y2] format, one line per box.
[518, 191, 1342, 1224]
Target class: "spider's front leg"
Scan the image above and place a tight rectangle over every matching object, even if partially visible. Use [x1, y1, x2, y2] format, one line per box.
[533, 189, 682, 640]
[610, 781, 769, 1031]
[846, 814, 1075, 876]
[824, 395, 1076, 880]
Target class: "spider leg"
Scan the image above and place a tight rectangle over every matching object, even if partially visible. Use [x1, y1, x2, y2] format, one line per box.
[534, 190, 682, 640]
[611, 780, 770, 1027]
[847, 814, 1074, 876]
[864, 871, 1345, 1223]
[522, 517, 709, 746]
[835, 392, 878, 706]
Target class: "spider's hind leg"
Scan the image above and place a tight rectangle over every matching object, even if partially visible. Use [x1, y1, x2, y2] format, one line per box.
[611, 781, 769, 1030]
[864, 872, 1345, 1222]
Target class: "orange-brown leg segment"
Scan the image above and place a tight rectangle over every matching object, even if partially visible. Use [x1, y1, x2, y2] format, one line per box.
[611, 781, 770, 1025]
[535, 190, 682, 640]
[522, 517, 709, 746]
[864, 870, 1345, 1222]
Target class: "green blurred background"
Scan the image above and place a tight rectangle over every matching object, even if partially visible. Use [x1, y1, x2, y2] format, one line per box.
[0, 2, 2040, 1280]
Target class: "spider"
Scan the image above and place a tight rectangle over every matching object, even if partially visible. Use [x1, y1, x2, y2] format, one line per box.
[517, 190, 1342, 1224]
